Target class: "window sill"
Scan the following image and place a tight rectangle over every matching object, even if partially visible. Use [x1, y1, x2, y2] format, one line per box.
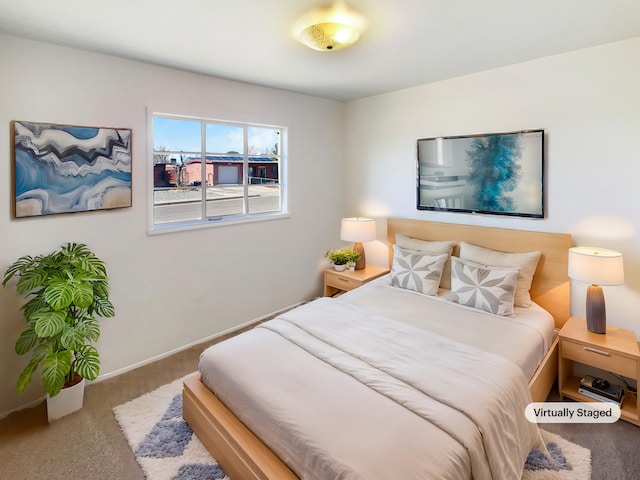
[147, 212, 290, 235]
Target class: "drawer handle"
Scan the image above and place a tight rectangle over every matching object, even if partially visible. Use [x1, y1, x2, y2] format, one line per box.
[338, 278, 349, 282]
[583, 346, 610, 356]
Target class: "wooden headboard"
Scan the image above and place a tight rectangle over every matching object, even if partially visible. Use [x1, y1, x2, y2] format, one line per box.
[386, 218, 572, 329]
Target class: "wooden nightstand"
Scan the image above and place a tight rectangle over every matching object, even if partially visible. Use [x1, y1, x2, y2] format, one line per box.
[558, 316, 640, 426]
[323, 264, 390, 297]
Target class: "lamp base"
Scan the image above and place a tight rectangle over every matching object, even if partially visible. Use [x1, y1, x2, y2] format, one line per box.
[586, 284, 606, 334]
[353, 242, 366, 270]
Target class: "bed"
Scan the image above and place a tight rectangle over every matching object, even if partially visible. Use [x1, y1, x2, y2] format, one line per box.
[183, 218, 572, 480]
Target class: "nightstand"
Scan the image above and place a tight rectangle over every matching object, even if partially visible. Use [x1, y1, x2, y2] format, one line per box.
[323, 264, 390, 297]
[558, 316, 640, 426]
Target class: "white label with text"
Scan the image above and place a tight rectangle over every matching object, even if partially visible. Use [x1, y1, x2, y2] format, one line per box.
[525, 402, 621, 423]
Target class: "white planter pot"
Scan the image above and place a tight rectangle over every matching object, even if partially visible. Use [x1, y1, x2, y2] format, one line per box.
[333, 264, 346, 271]
[47, 378, 85, 422]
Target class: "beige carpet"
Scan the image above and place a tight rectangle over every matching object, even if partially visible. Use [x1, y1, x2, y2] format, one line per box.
[0, 338, 224, 480]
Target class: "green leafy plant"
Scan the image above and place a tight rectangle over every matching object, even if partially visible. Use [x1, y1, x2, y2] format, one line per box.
[325, 248, 360, 265]
[2, 243, 114, 397]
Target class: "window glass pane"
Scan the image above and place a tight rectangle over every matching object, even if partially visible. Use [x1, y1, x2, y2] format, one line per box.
[206, 124, 244, 154]
[154, 187, 203, 224]
[248, 185, 281, 214]
[205, 185, 244, 218]
[152, 114, 285, 230]
[153, 117, 201, 152]
[248, 127, 280, 155]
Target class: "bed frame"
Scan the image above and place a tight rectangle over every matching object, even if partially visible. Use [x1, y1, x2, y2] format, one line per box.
[183, 218, 572, 480]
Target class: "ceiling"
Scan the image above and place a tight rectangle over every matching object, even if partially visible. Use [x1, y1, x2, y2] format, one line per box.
[1, 0, 639, 102]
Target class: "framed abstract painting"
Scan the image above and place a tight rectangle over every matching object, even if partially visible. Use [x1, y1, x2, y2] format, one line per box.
[11, 121, 132, 218]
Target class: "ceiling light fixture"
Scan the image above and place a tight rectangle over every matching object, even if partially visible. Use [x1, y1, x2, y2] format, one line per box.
[293, 3, 364, 52]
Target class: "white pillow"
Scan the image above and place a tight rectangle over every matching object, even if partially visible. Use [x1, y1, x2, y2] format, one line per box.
[390, 245, 448, 296]
[450, 257, 520, 316]
[458, 241, 541, 307]
[395, 234, 455, 289]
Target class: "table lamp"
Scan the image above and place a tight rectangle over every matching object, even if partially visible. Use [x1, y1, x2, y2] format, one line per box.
[340, 217, 376, 270]
[568, 246, 624, 334]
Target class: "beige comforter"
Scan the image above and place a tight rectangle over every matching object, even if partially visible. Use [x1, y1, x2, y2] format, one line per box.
[199, 297, 546, 479]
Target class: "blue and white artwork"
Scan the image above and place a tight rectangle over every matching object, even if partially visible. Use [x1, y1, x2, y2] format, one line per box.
[417, 129, 544, 218]
[13, 121, 132, 218]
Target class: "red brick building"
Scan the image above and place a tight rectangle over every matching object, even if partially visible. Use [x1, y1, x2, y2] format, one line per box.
[154, 156, 278, 187]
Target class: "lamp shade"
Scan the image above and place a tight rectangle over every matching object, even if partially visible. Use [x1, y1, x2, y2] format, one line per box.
[568, 247, 624, 286]
[340, 217, 376, 242]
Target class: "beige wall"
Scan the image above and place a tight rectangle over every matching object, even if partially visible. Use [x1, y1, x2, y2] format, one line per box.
[0, 34, 344, 416]
[344, 37, 640, 337]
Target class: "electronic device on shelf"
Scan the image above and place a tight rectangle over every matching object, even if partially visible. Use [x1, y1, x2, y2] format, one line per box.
[579, 375, 624, 405]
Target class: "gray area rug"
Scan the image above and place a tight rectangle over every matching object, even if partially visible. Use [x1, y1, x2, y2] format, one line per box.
[114, 376, 591, 480]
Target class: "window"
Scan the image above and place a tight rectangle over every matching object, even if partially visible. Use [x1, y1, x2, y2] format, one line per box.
[151, 114, 286, 231]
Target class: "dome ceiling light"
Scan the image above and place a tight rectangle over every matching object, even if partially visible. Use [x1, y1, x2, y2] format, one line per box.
[293, 3, 365, 52]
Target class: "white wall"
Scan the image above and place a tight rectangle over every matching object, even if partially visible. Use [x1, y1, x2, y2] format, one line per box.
[0, 35, 344, 416]
[344, 38, 640, 336]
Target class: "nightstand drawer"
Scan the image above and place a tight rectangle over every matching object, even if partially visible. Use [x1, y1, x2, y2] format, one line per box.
[325, 272, 361, 291]
[562, 340, 637, 378]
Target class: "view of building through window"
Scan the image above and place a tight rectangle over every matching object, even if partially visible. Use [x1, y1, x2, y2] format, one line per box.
[152, 115, 284, 228]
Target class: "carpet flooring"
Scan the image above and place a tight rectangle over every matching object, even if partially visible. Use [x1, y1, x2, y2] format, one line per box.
[1, 330, 639, 479]
[0, 337, 224, 480]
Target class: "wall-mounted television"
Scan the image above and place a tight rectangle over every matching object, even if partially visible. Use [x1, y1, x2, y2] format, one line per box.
[416, 129, 544, 218]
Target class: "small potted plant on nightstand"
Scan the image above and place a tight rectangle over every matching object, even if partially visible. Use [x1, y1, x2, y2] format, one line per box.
[345, 250, 361, 271]
[2, 242, 115, 422]
[325, 249, 360, 272]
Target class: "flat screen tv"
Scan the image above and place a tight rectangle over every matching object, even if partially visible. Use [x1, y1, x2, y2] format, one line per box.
[416, 129, 544, 218]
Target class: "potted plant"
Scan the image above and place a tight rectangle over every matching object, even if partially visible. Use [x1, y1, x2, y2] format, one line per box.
[2, 242, 114, 421]
[325, 249, 360, 271]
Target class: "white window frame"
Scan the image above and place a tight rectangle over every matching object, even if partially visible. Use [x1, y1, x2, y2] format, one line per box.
[148, 111, 288, 234]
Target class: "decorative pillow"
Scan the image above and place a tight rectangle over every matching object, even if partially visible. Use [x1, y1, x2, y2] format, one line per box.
[390, 245, 448, 296]
[395, 234, 456, 289]
[450, 257, 520, 316]
[459, 241, 541, 307]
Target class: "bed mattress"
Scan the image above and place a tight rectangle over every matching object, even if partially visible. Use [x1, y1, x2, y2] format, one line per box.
[199, 278, 553, 479]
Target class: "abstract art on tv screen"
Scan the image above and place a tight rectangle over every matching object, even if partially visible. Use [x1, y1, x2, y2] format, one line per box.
[416, 129, 544, 218]
[12, 121, 132, 218]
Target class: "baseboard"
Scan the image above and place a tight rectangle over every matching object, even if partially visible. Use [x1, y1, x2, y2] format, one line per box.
[0, 396, 47, 420]
[0, 301, 306, 420]
[95, 300, 306, 383]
